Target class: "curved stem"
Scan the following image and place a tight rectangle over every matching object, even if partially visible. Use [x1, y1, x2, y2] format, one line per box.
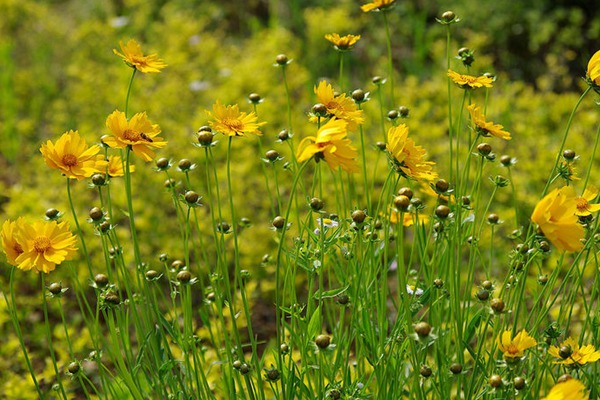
[124, 69, 137, 118]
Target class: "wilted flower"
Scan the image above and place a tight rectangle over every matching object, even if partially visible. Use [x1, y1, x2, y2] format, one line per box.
[104, 110, 167, 162]
[448, 70, 493, 89]
[497, 329, 537, 361]
[543, 379, 588, 400]
[467, 104, 511, 140]
[324, 33, 361, 51]
[387, 124, 438, 182]
[574, 187, 600, 217]
[361, 0, 396, 12]
[113, 39, 167, 73]
[548, 337, 600, 366]
[312, 80, 364, 130]
[207, 100, 266, 137]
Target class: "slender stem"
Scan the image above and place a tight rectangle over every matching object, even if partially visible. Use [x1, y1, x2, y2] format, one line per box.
[338, 52, 345, 91]
[382, 10, 395, 106]
[124, 69, 137, 118]
[583, 121, 600, 191]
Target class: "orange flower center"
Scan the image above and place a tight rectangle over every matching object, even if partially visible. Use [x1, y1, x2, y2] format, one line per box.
[576, 198, 589, 212]
[222, 118, 243, 132]
[13, 243, 23, 254]
[123, 129, 141, 142]
[505, 343, 520, 356]
[33, 236, 52, 253]
[62, 154, 78, 167]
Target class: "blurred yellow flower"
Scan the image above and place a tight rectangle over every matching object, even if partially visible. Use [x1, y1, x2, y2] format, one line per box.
[104, 110, 167, 162]
[543, 379, 588, 400]
[448, 70, 493, 89]
[387, 124, 437, 182]
[207, 100, 266, 137]
[574, 187, 600, 216]
[531, 186, 584, 252]
[586, 50, 600, 86]
[548, 337, 600, 365]
[312, 81, 364, 130]
[389, 209, 429, 226]
[1, 218, 25, 266]
[11, 220, 77, 273]
[297, 118, 359, 173]
[361, 0, 396, 12]
[106, 155, 133, 177]
[324, 33, 361, 51]
[113, 39, 167, 74]
[40, 130, 108, 180]
[497, 329, 537, 361]
[467, 104, 511, 140]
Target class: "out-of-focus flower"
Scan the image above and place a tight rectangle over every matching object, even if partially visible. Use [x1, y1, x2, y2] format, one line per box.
[586, 50, 600, 86]
[1, 218, 25, 266]
[297, 118, 359, 173]
[106, 155, 133, 177]
[531, 186, 584, 252]
[448, 70, 493, 89]
[312, 80, 364, 130]
[314, 218, 339, 235]
[574, 187, 600, 217]
[361, 0, 396, 12]
[104, 110, 166, 162]
[406, 284, 423, 296]
[207, 101, 266, 137]
[324, 33, 361, 51]
[497, 329, 537, 361]
[543, 379, 588, 400]
[548, 337, 600, 365]
[40, 130, 108, 180]
[387, 124, 437, 182]
[467, 104, 511, 140]
[389, 209, 429, 226]
[113, 39, 167, 73]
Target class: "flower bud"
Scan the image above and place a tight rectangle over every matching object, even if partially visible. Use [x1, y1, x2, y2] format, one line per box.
[156, 157, 170, 169]
[489, 374, 502, 388]
[487, 213, 499, 224]
[514, 377, 525, 390]
[197, 130, 214, 146]
[397, 187, 413, 199]
[394, 195, 410, 211]
[420, 365, 432, 378]
[414, 322, 431, 337]
[435, 179, 450, 193]
[315, 334, 331, 349]
[500, 155, 512, 166]
[441, 11, 456, 22]
[232, 360, 242, 369]
[312, 103, 328, 116]
[477, 142, 492, 156]
[563, 149, 576, 160]
[275, 54, 288, 65]
[177, 270, 192, 283]
[352, 89, 365, 102]
[450, 363, 462, 374]
[310, 197, 324, 211]
[387, 110, 399, 120]
[352, 209, 366, 224]
[171, 260, 185, 270]
[89, 207, 104, 221]
[178, 159, 192, 171]
[272, 216, 286, 229]
[239, 363, 250, 375]
[48, 282, 63, 295]
[248, 93, 261, 104]
[184, 191, 199, 204]
[398, 106, 410, 117]
[68, 362, 80, 374]
[490, 298, 505, 313]
[45, 208, 60, 219]
[435, 205, 450, 219]
[265, 368, 280, 381]
[265, 150, 279, 161]
[94, 274, 109, 288]
[91, 173, 106, 186]
[278, 129, 290, 141]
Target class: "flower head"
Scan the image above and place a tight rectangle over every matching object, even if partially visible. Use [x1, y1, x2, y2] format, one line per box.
[548, 337, 600, 366]
[207, 101, 266, 137]
[574, 186, 600, 217]
[361, 0, 396, 12]
[297, 118, 359, 173]
[467, 104, 511, 140]
[104, 110, 167, 162]
[586, 50, 600, 87]
[40, 130, 108, 180]
[531, 186, 584, 252]
[324, 33, 361, 51]
[497, 329, 537, 361]
[1, 218, 26, 266]
[448, 70, 493, 89]
[113, 39, 167, 74]
[387, 124, 437, 182]
[107, 155, 134, 177]
[312, 81, 364, 130]
[388, 208, 429, 227]
[543, 379, 588, 400]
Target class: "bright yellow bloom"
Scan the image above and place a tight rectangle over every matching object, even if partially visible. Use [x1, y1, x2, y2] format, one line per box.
[104, 110, 167, 162]
[467, 104, 511, 140]
[297, 118, 359, 173]
[113, 39, 167, 74]
[12, 220, 77, 273]
[106, 155, 134, 177]
[531, 186, 584, 252]
[548, 337, 600, 365]
[40, 130, 108, 180]
[207, 100, 266, 137]
[1, 218, 26, 266]
[324, 33, 361, 51]
[497, 329, 537, 361]
[361, 0, 396, 12]
[448, 70, 493, 89]
[312, 80, 364, 130]
[574, 186, 600, 216]
[587, 50, 600, 86]
[387, 124, 437, 182]
[543, 379, 588, 400]
[389, 209, 429, 227]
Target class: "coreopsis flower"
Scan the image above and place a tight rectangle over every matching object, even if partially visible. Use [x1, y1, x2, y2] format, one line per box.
[467, 104, 511, 140]
[10, 220, 77, 273]
[543, 379, 588, 400]
[113, 39, 167, 74]
[497, 329, 537, 361]
[531, 186, 585, 252]
[574, 186, 600, 216]
[361, 0, 396, 12]
[104, 110, 167, 162]
[548, 337, 600, 366]
[586, 50, 600, 87]
[448, 70, 493, 89]
[207, 101, 266, 137]
[40, 130, 108, 180]
[324, 33, 361, 51]
[297, 118, 359, 173]
[387, 124, 438, 182]
[312, 80, 364, 130]
[1, 218, 25, 266]
[106, 155, 134, 177]
[388, 209, 429, 226]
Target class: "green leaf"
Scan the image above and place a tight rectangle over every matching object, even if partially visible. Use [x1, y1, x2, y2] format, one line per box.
[313, 285, 349, 300]
[307, 305, 322, 339]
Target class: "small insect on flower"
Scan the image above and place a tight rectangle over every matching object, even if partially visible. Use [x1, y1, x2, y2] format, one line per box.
[104, 110, 167, 162]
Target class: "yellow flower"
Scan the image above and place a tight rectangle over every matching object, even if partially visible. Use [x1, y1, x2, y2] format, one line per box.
[448, 70, 493, 89]
[106, 155, 134, 177]
[548, 337, 600, 365]
[312, 80, 364, 130]
[104, 110, 167, 162]
[574, 186, 600, 217]
[207, 100, 266, 137]
[586, 50, 600, 86]
[361, 0, 396, 12]
[297, 118, 359, 173]
[543, 379, 588, 400]
[1, 218, 26, 266]
[531, 186, 584, 252]
[387, 124, 437, 182]
[40, 130, 108, 180]
[497, 329, 537, 361]
[113, 39, 167, 74]
[12, 220, 77, 274]
[467, 104, 511, 140]
[324, 33, 361, 51]
[389, 209, 429, 227]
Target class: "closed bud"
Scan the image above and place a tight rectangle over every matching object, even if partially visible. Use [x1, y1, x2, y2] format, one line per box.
[278, 129, 290, 141]
[315, 334, 331, 349]
[197, 130, 214, 146]
[441, 11, 456, 22]
[156, 157, 170, 169]
[272, 216, 286, 229]
[68, 362, 80, 374]
[89, 207, 104, 221]
[91, 173, 106, 186]
[435, 179, 450, 193]
[94, 274, 109, 288]
[184, 191, 199, 204]
[48, 282, 63, 295]
[420, 365, 432, 378]
[491, 298, 505, 313]
[310, 197, 324, 211]
[248, 93, 261, 103]
[265, 150, 279, 161]
[435, 205, 451, 219]
[477, 142, 492, 156]
[563, 149, 576, 160]
[397, 187, 413, 199]
[176, 270, 192, 283]
[398, 106, 410, 117]
[450, 363, 463, 374]
[178, 159, 192, 171]
[394, 195, 411, 211]
[275, 54, 288, 65]
[514, 377, 525, 390]
[387, 110, 399, 120]
[489, 374, 502, 388]
[352, 209, 366, 224]
[352, 89, 365, 102]
[45, 208, 60, 219]
[414, 322, 431, 337]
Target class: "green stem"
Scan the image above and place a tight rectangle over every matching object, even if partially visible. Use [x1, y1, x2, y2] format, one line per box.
[124, 69, 137, 118]
[382, 10, 395, 106]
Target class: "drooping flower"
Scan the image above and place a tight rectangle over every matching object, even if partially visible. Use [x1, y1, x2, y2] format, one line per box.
[586, 50, 600, 87]
[104, 110, 167, 162]
[361, 0, 396, 12]
[531, 186, 585, 252]
[574, 186, 600, 217]
[324, 33, 361, 51]
[312, 80, 364, 130]
[1, 218, 25, 266]
[206, 101, 266, 137]
[387, 124, 438, 182]
[113, 39, 167, 74]
[548, 337, 600, 366]
[497, 329, 537, 361]
[467, 104, 511, 140]
[448, 70, 493, 89]
[106, 155, 134, 177]
[543, 379, 588, 400]
[40, 130, 108, 180]
[12, 220, 78, 273]
[297, 118, 359, 173]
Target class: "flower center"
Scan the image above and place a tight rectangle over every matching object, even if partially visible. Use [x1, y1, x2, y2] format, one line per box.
[33, 236, 52, 253]
[222, 118, 243, 132]
[62, 154, 78, 167]
[506, 343, 520, 356]
[576, 198, 589, 212]
[13, 243, 23, 254]
[123, 129, 141, 142]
